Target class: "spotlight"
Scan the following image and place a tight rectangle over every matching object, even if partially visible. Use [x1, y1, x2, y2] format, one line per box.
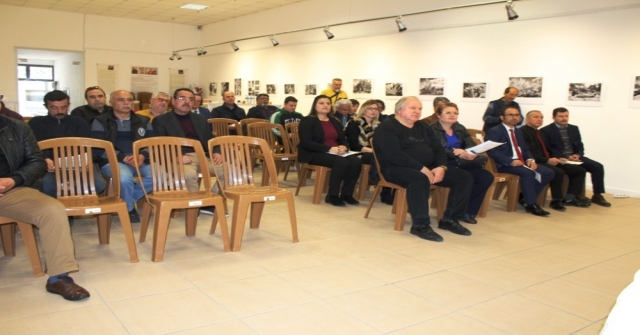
[169, 52, 177, 61]
[323, 26, 334, 40]
[270, 35, 279, 47]
[231, 43, 239, 52]
[197, 47, 207, 56]
[396, 16, 407, 32]
[176, 53, 182, 60]
[506, 0, 519, 20]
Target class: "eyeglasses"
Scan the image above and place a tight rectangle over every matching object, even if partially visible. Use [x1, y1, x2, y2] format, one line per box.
[365, 107, 379, 111]
[442, 111, 459, 115]
[176, 96, 195, 102]
[504, 113, 521, 117]
[156, 98, 170, 103]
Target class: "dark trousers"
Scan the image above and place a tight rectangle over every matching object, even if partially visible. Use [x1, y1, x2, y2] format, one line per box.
[539, 163, 587, 199]
[498, 164, 554, 205]
[383, 166, 473, 227]
[580, 156, 605, 194]
[308, 153, 362, 197]
[456, 166, 494, 216]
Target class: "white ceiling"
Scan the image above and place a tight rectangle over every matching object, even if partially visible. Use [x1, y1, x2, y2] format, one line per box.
[0, 0, 306, 26]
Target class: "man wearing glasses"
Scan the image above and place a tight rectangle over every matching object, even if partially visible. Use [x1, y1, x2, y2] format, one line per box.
[71, 86, 113, 125]
[137, 92, 170, 121]
[485, 107, 554, 216]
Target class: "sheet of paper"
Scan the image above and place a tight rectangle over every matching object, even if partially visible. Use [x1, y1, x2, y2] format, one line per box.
[330, 150, 361, 157]
[523, 165, 542, 183]
[560, 160, 583, 165]
[465, 141, 505, 154]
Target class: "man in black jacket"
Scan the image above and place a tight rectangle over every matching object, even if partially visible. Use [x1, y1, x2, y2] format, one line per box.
[521, 110, 589, 210]
[153, 88, 224, 215]
[29, 90, 107, 198]
[70, 86, 113, 125]
[482, 87, 522, 132]
[91, 90, 154, 222]
[373, 96, 474, 242]
[0, 115, 90, 301]
[211, 91, 246, 135]
[540, 107, 610, 207]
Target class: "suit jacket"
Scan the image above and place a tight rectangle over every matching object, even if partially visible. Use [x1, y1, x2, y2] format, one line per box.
[152, 111, 215, 155]
[539, 123, 584, 158]
[485, 124, 533, 168]
[297, 116, 348, 163]
[482, 98, 522, 132]
[193, 106, 212, 119]
[520, 125, 551, 164]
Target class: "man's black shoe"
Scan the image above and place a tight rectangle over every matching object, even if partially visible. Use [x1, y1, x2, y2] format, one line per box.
[461, 214, 477, 224]
[591, 194, 611, 207]
[410, 225, 443, 242]
[549, 200, 566, 211]
[46, 276, 90, 301]
[128, 209, 140, 223]
[525, 204, 550, 216]
[518, 193, 525, 208]
[341, 194, 360, 205]
[564, 198, 590, 208]
[325, 195, 346, 207]
[438, 219, 472, 236]
[575, 194, 592, 204]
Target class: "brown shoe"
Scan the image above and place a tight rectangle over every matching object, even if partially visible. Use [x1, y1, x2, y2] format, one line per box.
[46, 276, 90, 301]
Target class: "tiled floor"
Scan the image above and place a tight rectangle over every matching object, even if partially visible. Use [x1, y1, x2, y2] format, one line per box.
[0, 173, 637, 334]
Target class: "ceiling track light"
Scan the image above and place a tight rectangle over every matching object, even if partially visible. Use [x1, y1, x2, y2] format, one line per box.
[176, 53, 182, 60]
[396, 16, 407, 32]
[323, 26, 334, 40]
[197, 47, 207, 56]
[169, 51, 177, 61]
[269, 35, 279, 46]
[506, 0, 519, 20]
[231, 42, 239, 52]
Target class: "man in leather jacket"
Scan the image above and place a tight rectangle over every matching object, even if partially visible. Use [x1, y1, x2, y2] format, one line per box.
[0, 115, 90, 301]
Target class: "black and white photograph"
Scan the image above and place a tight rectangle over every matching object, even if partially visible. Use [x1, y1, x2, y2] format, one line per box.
[419, 78, 445, 96]
[284, 84, 295, 94]
[248, 80, 260, 96]
[630, 76, 640, 108]
[234, 78, 241, 96]
[305, 84, 317, 95]
[634, 76, 640, 101]
[266, 84, 276, 94]
[385, 83, 403, 96]
[462, 82, 487, 98]
[568, 82, 602, 101]
[209, 82, 217, 96]
[221, 82, 229, 94]
[509, 76, 543, 98]
[353, 79, 372, 94]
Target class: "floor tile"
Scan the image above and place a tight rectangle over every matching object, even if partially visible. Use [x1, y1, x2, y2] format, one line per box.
[449, 259, 554, 291]
[389, 312, 508, 335]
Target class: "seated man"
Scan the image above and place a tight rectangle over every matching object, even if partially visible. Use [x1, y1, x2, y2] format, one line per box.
[211, 91, 246, 135]
[482, 86, 522, 132]
[91, 90, 154, 223]
[269, 96, 303, 141]
[421, 96, 450, 125]
[137, 92, 170, 121]
[333, 99, 353, 128]
[0, 115, 90, 301]
[486, 107, 555, 216]
[29, 90, 107, 198]
[521, 110, 589, 211]
[192, 93, 212, 119]
[247, 93, 277, 120]
[373, 96, 474, 242]
[541, 107, 610, 207]
[71, 86, 113, 125]
[152, 88, 225, 216]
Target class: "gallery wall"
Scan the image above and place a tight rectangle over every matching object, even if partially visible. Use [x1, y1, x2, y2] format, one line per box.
[197, 0, 640, 196]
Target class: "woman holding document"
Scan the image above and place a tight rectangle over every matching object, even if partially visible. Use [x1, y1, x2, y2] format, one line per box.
[431, 102, 493, 223]
[298, 95, 362, 207]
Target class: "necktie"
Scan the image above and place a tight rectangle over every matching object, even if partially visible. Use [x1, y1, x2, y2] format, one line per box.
[509, 128, 525, 163]
[534, 130, 549, 158]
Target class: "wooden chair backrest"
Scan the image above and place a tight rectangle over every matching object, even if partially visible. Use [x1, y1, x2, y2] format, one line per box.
[370, 139, 391, 186]
[247, 122, 292, 155]
[238, 118, 268, 136]
[208, 118, 239, 137]
[468, 128, 485, 143]
[208, 136, 278, 190]
[286, 122, 300, 154]
[132, 137, 211, 197]
[38, 137, 117, 199]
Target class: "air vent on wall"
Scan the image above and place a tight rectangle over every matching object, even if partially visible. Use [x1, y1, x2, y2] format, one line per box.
[73, 61, 81, 65]
[18, 58, 28, 62]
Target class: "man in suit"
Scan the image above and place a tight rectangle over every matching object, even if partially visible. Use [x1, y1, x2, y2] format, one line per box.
[540, 107, 610, 207]
[192, 94, 212, 119]
[211, 91, 246, 135]
[485, 107, 554, 216]
[521, 110, 590, 211]
[482, 86, 522, 132]
[152, 88, 224, 216]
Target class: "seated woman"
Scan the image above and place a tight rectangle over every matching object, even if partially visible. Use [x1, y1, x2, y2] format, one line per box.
[431, 102, 493, 223]
[344, 99, 380, 164]
[298, 95, 363, 207]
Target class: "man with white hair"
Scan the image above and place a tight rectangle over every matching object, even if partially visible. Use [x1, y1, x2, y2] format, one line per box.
[136, 92, 169, 121]
[321, 78, 349, 106]
[333, 99, 353, 128]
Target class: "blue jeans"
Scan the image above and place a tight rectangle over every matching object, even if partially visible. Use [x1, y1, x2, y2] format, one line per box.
[101, 162, 152, 211]
[41, 166, 107, 198]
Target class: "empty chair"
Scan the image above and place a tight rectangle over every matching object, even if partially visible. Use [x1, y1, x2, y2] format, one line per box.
[208, 118, 239, 137]
[237, 118, 268, 136]
[247, 122, 297, 185]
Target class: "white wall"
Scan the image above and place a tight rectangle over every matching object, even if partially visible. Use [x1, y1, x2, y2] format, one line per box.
[198, 0, 640, 196]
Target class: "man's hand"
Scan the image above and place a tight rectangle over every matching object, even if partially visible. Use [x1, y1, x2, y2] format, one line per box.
[45, 158, 55, 172]
[527, 160, 538, 170]
[420, 166, 435, 184]
[0, 178, 16, 196]
[136, 154, 145, 166]
[329, 147, 340, 154]
[182, 155, 193, 164]
[122, 155, 142, 168]
[547, 158, 560, 166]
[212, 153, 223, 165]
[511, 160, 524, 167]
[361, 147, 373, 153]
[432, 166, 446, 184]
[569, 154, 581, 161]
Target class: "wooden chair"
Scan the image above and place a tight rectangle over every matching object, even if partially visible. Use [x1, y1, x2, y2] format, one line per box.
[208, 118, 239, 137]
[289, 124, 332, 204]
[478, 156, 520, 217]
[247, 122, 297, 186]
[209, 136, 298, 251]
[355, 164, 371, 201]
[467, 128, 485, 143]
[38, 137, 138, 262]
[237, 118, 268, 136]
[133, 137, 230, 262]
[284, 122, 302, 180]
[0, 216, 44, 277]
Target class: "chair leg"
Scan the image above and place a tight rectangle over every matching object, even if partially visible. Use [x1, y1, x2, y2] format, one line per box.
[295, 166, 309, 196]
[230, 201, 250, 252]
[312, 168, 328, 205]
[478, 183, 495, 218]
[116, 208, 139, 263]
[249, 202, 265, 229]
[185, 208, 198, 236]
[364, 186, 383, 218]
[15, 222, 44, 277]
[506, 178, 520, 212]
[151, 206, 172, 262]
[284, 193, 299, 243]
[394, 189, 408, 231]
[96, 214, 111, 245]
[355, 165, 370, 201]
[1, 223, 16, 257]
[209, 198, 231, 252]
[139, 201, 152, 243]
[493, 183, 506, 200]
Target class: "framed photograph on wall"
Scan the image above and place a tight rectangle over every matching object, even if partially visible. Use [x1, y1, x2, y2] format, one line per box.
[284, 84, 295, 94]
[385, 82, 403, 96]
[630, 75, 640, 108]
[461, 82, 489, 102]
[266, 84, 276, 94]
[221, 82, 229, 94]
[234, 78, 241, 96]
[209, 82, 217, 96]
[566, 81, 605, 107]
[353, 79, 372, 96]
[509, 76, 544, 104]
[305, 84, 317, 95]
[248, 80, 260, 96]
[419, 77, 445, 97]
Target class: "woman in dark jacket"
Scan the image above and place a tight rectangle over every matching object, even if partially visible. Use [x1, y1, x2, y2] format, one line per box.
[431, 102, 493, 223]
[344, 99, 380, 164]
[298, 95, 362, 207]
